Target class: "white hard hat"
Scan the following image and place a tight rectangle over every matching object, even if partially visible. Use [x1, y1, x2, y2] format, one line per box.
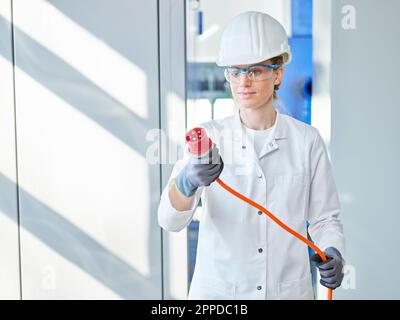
[217, 11, 292, 67]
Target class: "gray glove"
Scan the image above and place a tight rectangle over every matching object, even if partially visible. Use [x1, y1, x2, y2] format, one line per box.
[175, 145, 224, 197]
[311, 247, 344, 289]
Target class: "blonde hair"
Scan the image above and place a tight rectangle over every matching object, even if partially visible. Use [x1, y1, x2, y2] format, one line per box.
[269, 55, 284, 100]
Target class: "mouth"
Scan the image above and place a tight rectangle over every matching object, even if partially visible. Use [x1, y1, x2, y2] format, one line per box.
[238, 92, 256, 99]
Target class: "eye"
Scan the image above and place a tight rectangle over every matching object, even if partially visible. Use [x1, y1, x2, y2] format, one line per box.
[249, 68, 263, 75]
[228, 69, 240, 77]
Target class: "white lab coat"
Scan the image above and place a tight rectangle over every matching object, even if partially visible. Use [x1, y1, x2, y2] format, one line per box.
[157, 108, 345, 300]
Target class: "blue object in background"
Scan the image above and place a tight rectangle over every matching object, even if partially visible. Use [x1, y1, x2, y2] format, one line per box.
[188, 220, 199, 286]
[197, 11, 203, 35]
[278, 36, 312, 124]
[278, 0, 312, 124]
[291, 0, 312, 36]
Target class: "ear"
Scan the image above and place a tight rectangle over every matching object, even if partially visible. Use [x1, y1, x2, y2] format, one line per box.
[274, 67, 284, 85]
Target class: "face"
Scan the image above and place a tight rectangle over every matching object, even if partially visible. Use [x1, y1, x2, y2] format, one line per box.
[228, 59, 283, 111]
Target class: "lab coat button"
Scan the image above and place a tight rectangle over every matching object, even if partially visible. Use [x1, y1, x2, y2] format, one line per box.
[269, 142, 274, 148]
[258, 248, 263, 253]
[257, 286, 262, 290]
[242, 145, 246, 149]
[257, 174, 262, 178]
[258, 210, 262, 215]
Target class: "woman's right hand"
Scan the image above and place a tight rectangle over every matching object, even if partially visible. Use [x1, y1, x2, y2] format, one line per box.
[175, 145, 224, 197]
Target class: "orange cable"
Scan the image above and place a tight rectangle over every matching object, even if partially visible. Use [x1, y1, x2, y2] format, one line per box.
[215, 177, 333, 300]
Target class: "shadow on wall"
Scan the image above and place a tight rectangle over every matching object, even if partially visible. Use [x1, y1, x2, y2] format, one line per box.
[0, 173, 158, 298]
[0, 0, 180, 298]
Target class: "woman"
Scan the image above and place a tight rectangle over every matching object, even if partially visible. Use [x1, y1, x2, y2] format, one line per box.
[158, 11, 345, 300]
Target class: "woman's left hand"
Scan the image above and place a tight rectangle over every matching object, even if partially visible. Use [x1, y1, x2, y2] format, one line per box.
[311, 247, 345, 289]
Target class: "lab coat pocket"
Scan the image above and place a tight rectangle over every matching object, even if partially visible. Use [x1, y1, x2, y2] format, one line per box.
[269, 174, 307, 222]
[278, 274, 313, 300]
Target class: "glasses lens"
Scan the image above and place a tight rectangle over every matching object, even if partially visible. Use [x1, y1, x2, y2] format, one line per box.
[225, 68, 241, 82]
[248, 66, 273, 81]
[225, 66, 276, 83]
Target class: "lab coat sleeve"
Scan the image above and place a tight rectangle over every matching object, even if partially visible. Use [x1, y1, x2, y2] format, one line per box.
[307, 129, 346, 260]
[157, 153, 204, 233]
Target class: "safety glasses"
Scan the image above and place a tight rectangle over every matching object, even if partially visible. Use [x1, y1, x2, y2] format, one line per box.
[224, 64, 281, 83]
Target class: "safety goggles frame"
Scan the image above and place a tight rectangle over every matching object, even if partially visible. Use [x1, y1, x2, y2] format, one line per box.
[224, 64, 281, 83]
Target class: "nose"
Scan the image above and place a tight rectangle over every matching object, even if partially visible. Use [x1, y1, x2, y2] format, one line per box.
[238, 72, 252, 86]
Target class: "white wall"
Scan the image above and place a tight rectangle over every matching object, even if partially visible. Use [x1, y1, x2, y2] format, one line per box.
[322, 0, 400, 299]
[0, 0, 165, 299]
[0, 0, 21, 300]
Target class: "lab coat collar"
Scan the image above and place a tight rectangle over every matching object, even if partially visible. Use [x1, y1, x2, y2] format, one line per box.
[229, 107, 288, 161]
[232, 107, 287, 142]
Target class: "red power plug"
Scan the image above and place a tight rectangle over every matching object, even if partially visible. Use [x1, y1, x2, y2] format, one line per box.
[185, 127, 212, 157]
